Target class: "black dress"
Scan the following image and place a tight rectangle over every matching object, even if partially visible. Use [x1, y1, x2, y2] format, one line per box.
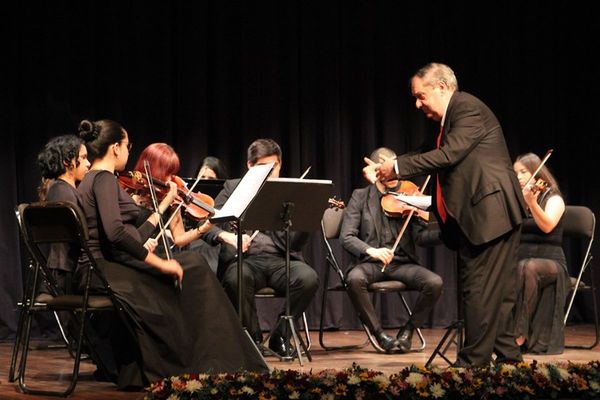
[77, 170, 268, 388]
[515, 188, 570, 354]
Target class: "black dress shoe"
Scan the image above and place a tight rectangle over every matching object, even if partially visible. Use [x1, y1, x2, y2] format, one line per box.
[375, 332, 398, 352]
[250, 330, 263, 346]
[268, 333, 289, 357]
[396, 324, 414, 353]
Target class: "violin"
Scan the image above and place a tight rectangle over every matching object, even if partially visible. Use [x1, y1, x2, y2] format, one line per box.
[118, 171, 215, 220]
[529, 178, 549, 194]
[380, 180, 429, 221]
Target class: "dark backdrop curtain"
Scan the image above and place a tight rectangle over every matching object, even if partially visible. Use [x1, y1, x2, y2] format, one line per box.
[3, 1, 599, 338]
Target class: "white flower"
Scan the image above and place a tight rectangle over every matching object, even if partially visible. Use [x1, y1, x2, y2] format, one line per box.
[430, 382, 445, 398]
[167, 394, 179, 400]
[184, 379, 203, 392]
[500, 364, 516, 374]
[590, 380, 600, 392]
[406, 372, 424, 387]
[372, 374, 390, 387]
[557, 367, 570, 381]
[538, 365, 550, 380]
[289, 391, 300, 399]
[241, 386, 255, 395]
[451, 371, 463, 384]
[347, 375, 361, 385]
[320, 393, 335, 400]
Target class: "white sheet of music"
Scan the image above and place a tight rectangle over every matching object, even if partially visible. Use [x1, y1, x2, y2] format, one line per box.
[388, 192, 432, 210]
[210, 163, 274, 222]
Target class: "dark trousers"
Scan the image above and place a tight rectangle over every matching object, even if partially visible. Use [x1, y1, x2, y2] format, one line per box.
[221, 254, 319, 338]
[346, 262, 443, 334]
[457, 225, 522, 367]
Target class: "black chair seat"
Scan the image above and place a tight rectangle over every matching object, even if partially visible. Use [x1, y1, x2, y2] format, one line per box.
[47, 295, 114, 310]
[368, 281, 408, 292]
[255, 287, 278, 297]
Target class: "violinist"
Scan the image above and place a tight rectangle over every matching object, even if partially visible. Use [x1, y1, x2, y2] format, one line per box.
[341, 147, 443, 353]
[131, 143, 212, 249]
[189, 155, 228, 273]
[202, 138, 319, 356]
[195, 156, 228, 180]
[77, 119, 267, 390]
[513, 152, 569, 354]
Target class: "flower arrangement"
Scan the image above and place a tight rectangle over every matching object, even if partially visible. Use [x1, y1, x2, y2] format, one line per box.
[145, 360, 600, 399]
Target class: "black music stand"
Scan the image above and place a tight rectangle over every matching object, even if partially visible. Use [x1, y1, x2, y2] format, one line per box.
[241, 178, 333, 365]
[210, 163, 275, 364]
[426, 255, 463, 368]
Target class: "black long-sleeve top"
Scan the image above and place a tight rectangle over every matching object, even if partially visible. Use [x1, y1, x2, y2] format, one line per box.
[78, 170, 156, 261]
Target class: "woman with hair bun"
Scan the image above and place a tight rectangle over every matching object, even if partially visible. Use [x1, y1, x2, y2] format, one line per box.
[77, 119, 267, 390]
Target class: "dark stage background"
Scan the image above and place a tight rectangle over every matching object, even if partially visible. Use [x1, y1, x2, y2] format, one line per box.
[3, 1, 599, 339]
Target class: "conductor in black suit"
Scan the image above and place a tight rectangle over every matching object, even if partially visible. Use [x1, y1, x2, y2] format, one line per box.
[341, 147, 443, 353]
[374, 63, 527, 367]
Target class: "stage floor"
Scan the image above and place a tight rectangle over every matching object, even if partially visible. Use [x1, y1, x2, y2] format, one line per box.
[1, 324, 598, 399]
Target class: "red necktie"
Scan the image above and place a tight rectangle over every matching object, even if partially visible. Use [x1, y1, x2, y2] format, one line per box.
[436, 125, 447, 223]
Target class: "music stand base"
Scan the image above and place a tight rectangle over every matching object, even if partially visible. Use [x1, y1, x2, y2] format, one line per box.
[425, 319, 463, 368]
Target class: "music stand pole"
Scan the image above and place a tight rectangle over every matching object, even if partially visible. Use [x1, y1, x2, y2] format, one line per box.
[277, 201, 311, 365]
[237, 219, 243, 323]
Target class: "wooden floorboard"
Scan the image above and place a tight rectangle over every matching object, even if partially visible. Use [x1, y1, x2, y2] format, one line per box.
[1, 324, 598, 399]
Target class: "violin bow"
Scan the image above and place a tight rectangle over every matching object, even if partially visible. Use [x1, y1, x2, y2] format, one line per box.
[382, 175, 431, 272]
[144, 161, 181, 290]
[523, 149, 554, 189]
[249, 165, 312, 241]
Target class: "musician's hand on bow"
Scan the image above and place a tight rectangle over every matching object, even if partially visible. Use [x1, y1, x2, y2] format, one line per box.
[522, 183, 540, 207]
[159, 181, 180, 210]
[159, 259, 184, 287]
[218, 231, 253, 252]
[366, 247, 394, 266]
[143, 238, 158, 253]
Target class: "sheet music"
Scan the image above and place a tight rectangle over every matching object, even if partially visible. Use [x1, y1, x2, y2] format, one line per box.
[210, 163, 274, 222]
[388, 192, 432, 210]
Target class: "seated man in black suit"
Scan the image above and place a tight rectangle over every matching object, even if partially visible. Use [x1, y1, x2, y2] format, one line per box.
[340, 147, 443, 352]
[202, 138, 319, 356]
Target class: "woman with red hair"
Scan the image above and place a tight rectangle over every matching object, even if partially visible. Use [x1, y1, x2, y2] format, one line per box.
[133, 143, 212, 249]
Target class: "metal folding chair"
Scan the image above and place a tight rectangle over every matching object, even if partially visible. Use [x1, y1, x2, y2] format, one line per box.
[563, 205, 599, 349]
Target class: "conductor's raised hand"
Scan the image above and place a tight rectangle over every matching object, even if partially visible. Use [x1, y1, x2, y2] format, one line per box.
[375, 154, 396, 182]
[362, 157, 379, 184]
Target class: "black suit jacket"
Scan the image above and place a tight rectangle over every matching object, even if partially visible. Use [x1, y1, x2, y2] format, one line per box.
[340, 184, 432, 269]
[396, 91, 526, 247]
[203, 178, 310, 266]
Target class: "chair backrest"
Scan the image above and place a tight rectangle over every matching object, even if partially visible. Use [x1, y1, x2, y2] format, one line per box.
[321, 206, 347, 285]
[21, 201, 89, 246]
[562, 205, 595, 240]
[322, 206, 344, 240]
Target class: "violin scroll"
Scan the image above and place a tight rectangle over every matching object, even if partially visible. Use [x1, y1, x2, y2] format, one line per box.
[328, 197, 345, 209]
